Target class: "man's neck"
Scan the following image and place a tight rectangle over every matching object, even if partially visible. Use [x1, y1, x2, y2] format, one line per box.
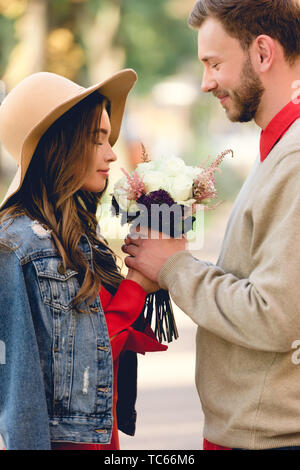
[254, 60, 300, 130]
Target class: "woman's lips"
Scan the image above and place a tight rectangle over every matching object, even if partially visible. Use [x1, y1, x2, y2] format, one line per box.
[98, 169, 110, 177]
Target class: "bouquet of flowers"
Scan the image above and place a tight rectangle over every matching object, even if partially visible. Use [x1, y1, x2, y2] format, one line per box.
[112, 145, 233, 343]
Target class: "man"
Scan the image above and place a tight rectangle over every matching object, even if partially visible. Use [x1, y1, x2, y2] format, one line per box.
[123, 0, 300, 450]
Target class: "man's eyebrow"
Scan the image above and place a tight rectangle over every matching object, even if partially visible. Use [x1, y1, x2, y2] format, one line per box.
[200, 55, 220, 63]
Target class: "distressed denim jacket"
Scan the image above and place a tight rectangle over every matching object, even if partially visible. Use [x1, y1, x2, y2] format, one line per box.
[0, 214, 117, 450]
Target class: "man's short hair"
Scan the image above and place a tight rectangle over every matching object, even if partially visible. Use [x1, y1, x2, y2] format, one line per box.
[189, 0, 300, 65]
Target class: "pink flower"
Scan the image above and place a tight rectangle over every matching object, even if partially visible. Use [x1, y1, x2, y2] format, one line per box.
[193, 149, 233, 207]
[121, 168, 146, 200]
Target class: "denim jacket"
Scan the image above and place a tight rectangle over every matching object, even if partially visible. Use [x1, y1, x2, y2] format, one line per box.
[0, 214, 122, 450]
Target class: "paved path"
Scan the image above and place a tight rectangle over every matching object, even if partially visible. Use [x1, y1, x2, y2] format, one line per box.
[119, 310, 204, 450]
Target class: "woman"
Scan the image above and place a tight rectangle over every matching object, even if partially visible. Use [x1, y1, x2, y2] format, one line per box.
[0, 70, 167, 450]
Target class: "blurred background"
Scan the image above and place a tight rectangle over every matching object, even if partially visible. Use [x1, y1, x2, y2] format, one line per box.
[0, 0, 260, 450]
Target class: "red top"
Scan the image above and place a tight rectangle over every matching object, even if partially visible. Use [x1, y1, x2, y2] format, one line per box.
[260, 100, 300, 162]
[52, 279, 167, 451]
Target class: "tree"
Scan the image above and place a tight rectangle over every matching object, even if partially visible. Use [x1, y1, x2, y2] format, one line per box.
[117, 0, 197, 94]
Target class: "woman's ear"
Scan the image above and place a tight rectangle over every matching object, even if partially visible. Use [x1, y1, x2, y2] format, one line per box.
[252, 35, 275, 72]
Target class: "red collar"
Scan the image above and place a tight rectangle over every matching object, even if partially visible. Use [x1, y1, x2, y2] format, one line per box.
[260, 101, 300, 162]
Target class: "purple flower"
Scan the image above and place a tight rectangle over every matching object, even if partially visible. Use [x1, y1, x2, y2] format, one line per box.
[137, 190, 176, 209]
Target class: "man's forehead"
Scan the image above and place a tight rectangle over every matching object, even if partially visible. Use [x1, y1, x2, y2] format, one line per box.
[197, 17, 240, 61]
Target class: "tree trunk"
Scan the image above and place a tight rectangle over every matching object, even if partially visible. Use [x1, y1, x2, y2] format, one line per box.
[3, 0, 47, 91]
[78, 1, 124, 84]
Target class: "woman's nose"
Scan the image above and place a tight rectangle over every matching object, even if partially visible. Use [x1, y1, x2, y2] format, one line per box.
[106, 144, 117, 162]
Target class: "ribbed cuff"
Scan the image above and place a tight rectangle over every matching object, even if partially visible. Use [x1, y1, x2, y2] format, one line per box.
[158, 251, 195, 289]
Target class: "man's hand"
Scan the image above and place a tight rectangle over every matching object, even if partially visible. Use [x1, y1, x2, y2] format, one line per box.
[121, 229, 187, 283]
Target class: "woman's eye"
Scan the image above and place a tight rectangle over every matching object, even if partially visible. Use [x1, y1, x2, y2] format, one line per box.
[212, 63, 220, 69]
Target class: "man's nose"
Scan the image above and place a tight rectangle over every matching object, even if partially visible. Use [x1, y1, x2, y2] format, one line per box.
[201, 69, 218, 93]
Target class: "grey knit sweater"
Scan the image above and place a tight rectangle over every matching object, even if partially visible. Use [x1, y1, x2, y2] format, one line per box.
[158, 118, 300, 449]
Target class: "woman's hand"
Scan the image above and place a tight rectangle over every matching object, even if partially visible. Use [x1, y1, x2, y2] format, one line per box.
[126, 267, 160, 294]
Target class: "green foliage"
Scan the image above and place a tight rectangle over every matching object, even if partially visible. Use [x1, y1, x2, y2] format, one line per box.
[47, 0, 81, 29]
[86, 0, 119, 15]
[0, 0, 197, 94]
[48, 0, 71, 20]
[117, 0, 196, 94]
[0, 15, 17, 76]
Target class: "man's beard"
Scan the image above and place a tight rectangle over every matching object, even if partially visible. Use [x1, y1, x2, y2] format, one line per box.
[226, 55, 265, 123]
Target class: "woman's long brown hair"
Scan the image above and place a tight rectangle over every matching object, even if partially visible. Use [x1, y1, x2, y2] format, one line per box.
[0, 91, 124, 312]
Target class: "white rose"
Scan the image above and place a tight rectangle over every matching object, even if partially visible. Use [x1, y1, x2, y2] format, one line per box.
[127, 200, 139, 214]
[135, 160, 157, 176]
[142, 171, 168, 193]
[166, 174, 193, 202]
[113, 175, 128, 192]
[114, 191, 131, 211]
[113, 176, 133, 211]
[185, 166, 204, 180]
[159, 156, 186, 177]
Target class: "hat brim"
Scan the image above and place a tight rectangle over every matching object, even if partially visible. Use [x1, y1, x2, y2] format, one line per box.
[0, 68, 137, 209]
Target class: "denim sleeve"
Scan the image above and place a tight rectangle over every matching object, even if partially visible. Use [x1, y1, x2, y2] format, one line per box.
[0, 250, 51, 450]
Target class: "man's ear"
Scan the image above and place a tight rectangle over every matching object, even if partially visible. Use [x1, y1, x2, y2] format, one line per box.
[251, 35, 275, 72]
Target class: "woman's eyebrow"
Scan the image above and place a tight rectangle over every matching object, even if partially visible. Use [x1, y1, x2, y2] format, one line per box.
[93, 128, 108, 135]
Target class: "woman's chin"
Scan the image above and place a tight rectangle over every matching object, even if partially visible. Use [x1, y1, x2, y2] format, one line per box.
[81, 182, 107, 193]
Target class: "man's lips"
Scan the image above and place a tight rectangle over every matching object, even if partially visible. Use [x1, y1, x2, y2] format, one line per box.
[216, 94, 229, 105]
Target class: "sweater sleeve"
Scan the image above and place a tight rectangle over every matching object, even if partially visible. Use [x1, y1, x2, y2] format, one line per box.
[158, 152, 300, 353]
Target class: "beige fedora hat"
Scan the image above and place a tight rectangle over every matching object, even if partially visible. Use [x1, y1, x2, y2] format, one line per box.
[0, 68, 137, 209]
